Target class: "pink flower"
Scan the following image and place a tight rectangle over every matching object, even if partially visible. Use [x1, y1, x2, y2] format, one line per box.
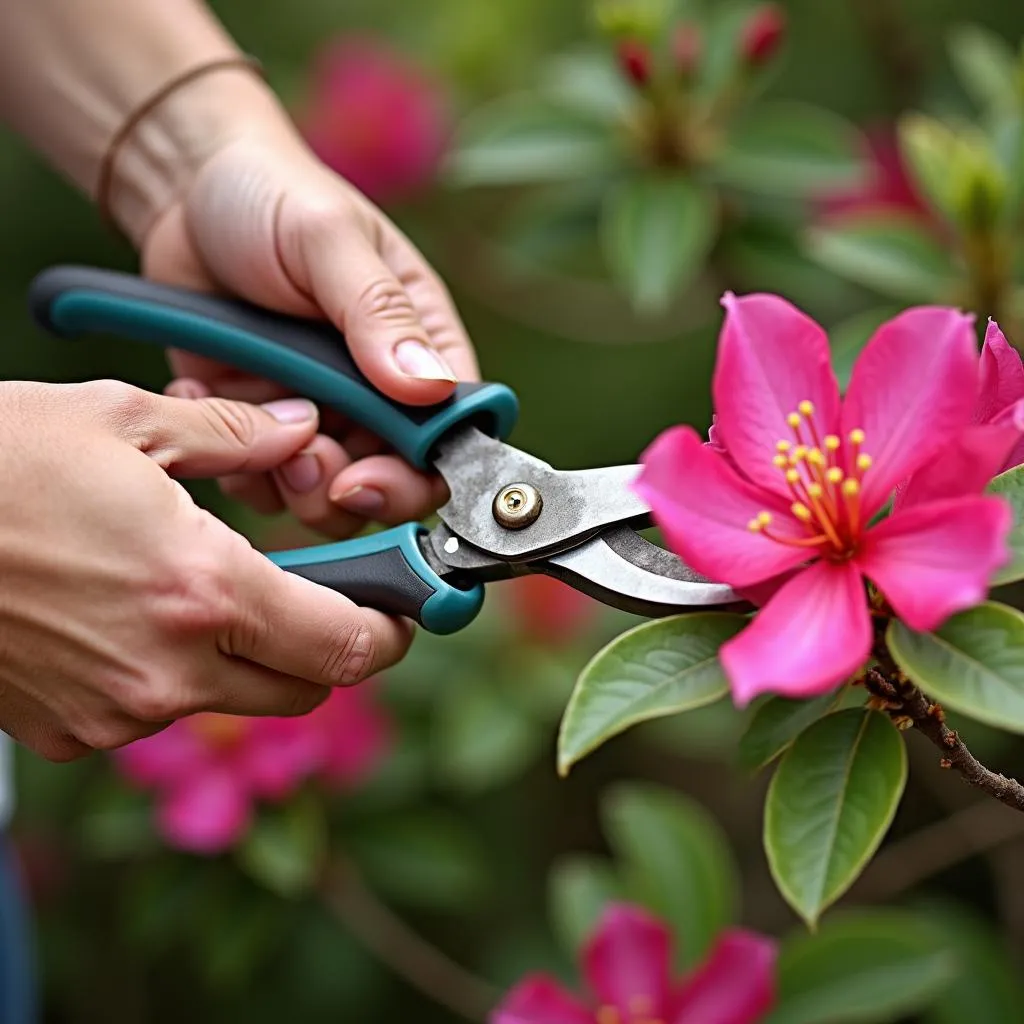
[816, 127, 932, 226]
[114, 685, 392, 854]
[505, 575, 599, 647]
[299, 37, 450, 204]
[738, 4, 786, 67]
[635, 294, 1018, 706]
[492, 903, 776, 1024]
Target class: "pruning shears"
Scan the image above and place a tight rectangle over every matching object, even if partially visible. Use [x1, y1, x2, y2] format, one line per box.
[28, 266, 740, 634]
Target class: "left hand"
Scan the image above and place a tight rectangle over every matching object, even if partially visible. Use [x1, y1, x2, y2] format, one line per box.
[139, 113, 479, 539]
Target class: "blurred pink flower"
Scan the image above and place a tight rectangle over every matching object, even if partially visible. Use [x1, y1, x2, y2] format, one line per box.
[492, 903, 776, 1024]
[636, 294, 1017, 706]
[300, 36, 450, 204]
[114, 685, 392, 854]
[505, 574, 598, 647]
[816, 127, 932, 224]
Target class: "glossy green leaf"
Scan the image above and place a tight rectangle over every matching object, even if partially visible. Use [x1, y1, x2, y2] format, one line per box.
[548, 855, 624, 958]
[601, 176, 717, 313]
[888, 602, 1024, 733]
[540, 51, 634, 125]
[805, 216, 953, 301]
[766, 910, 954, 1024]
[558, 613, 744, 775]
[987, 464, 1024, 585]
[827, 306, 901, 390]
[603, 782, 738, 967]
[738, 692, 843, 773]
[715, 102, 863, 196]
[948, 24, 1018, 114]
[919, 901, 1023, 1024]
[764, 709, 907, 927]
[346, 809, 487, 911]
[446, 97, 620, 187]
[433, 684, 542, 794]
[237, 796, 327, 898]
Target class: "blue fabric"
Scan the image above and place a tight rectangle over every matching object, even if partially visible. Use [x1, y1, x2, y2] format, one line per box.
[0, 835, 36, 1023]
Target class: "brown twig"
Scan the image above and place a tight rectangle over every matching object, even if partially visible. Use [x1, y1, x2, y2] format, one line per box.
[865, 668, 1024, 813]
[320, 860, 499, 1023]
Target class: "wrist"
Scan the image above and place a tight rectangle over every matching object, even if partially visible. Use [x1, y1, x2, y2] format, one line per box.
[106, 63, 297, 245]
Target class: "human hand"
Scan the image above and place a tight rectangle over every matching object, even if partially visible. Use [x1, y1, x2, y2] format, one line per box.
[0, 381, 412, 762]
[137, 88, 477, 539]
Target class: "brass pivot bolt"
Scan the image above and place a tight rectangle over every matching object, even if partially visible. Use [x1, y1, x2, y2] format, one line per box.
[493, 482, 542, 529]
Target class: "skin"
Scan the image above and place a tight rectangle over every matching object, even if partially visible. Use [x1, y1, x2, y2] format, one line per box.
[0, 0, 478, 759]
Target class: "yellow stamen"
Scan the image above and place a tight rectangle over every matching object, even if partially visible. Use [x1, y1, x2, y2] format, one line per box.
[824, 434, 841, 451]
[826, 467, 844, 484]
[842, 478, 861, 534]
[856, 453, 873, 472]
[776, 439, 792, 453]
[790, 445, 808, 463]
[842, 479, 860, 497]
[791, 502, 812, 522]
[757, 511, 772, 525]
[807, 483, 823, 499]
[849, 428, 865, 446]
[785, 468, 801, 485]
[773, 454, 789, 468]
[787, 412, 801, 428]
[798, 400, 815, 416]
[807, 447, 826, 467]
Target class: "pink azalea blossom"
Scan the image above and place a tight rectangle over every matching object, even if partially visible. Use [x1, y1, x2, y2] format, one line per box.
[299, 37, 450, 204]
[492, 903, 776, 1024]
[114, 685, 392, 854]
[636, 295, 1021, 706]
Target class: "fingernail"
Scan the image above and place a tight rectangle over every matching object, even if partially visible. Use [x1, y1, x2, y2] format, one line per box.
[262, 398, 317, 424]
[393, 340, 457, 382]
[280, 452, 322, 494]
[333, 485, 386, 515]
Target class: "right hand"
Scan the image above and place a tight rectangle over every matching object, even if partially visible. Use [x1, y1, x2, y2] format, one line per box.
[0, 380, 413, 762]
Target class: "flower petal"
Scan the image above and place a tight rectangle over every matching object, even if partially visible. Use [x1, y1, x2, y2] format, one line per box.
[672, 929, 777, 1024]
[317, 685, 394, 785]
[713, 293, 840, 497]
[857, 496, 1012, 631]
[842, 307, 977, 518]
[976, 320, 1024, 424]
[895, 409, 1024, 509]
[112, 721, 207, 788]
[582, 904, 674, 1020]
[490, 976, 592, 1024]
[156, 769, 252, 854]
[721, 561, 871, 706]
[636, 426, 812, 588]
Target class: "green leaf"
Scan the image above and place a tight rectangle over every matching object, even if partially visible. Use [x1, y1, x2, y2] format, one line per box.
[888, 602, 1024, 733]
[548, 855, 624, 958]
[601, 176, 717, 313]
[764, 709, 907, 927]
[738, 692, 843, 773]
[827, 306, 901, 390]
[558, 613, 744, 775]
[948, 24, 1018, 114]
[766, 910, 954, 1024]
[603, 782, 738, 967]
[433, 684, 542, 794]
[898, 114, 960, 220]
[346, 809, 487, 912]
[988, 464, 1024, 585]
[540, 50, 635, 125]
[446, 97, 621, 187]
[237, 795, 327, 898]
[78, 783, 158, 860]
[805, 217, 953, 301]
[715, 102, 863, 196]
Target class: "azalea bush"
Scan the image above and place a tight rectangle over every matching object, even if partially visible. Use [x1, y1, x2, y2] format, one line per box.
[9, 2, 1024, 1023]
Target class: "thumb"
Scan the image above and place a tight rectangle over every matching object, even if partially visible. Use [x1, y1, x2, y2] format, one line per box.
[121, 390, 320, 478]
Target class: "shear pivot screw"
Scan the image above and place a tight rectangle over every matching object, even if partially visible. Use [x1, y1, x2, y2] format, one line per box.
[493, 483, 542, 529]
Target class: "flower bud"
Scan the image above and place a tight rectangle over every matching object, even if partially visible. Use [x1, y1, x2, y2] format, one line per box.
[617, 38, 652, 87]
[672, 23, 702, 79]
[739, 4, 786, 67]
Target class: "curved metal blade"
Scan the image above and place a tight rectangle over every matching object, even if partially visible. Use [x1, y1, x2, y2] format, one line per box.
[542, 526, 745, 617]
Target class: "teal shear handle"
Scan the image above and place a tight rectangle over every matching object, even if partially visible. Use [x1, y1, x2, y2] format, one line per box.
[28, 265, 519, 634]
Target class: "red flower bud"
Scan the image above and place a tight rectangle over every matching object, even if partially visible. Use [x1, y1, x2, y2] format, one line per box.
[740, 4, 786, 67]
[672, 23, 702, 79]
[617, 38, 652, 87]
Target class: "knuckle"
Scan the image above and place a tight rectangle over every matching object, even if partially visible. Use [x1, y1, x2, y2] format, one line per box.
[118, 677, 191, 723]
[198, 398, 260, 452]
[74, 717, 135, 752]
[84, 380, 153, 432]
[320, 622, 377, 686]
[357, 279, 418, 327]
